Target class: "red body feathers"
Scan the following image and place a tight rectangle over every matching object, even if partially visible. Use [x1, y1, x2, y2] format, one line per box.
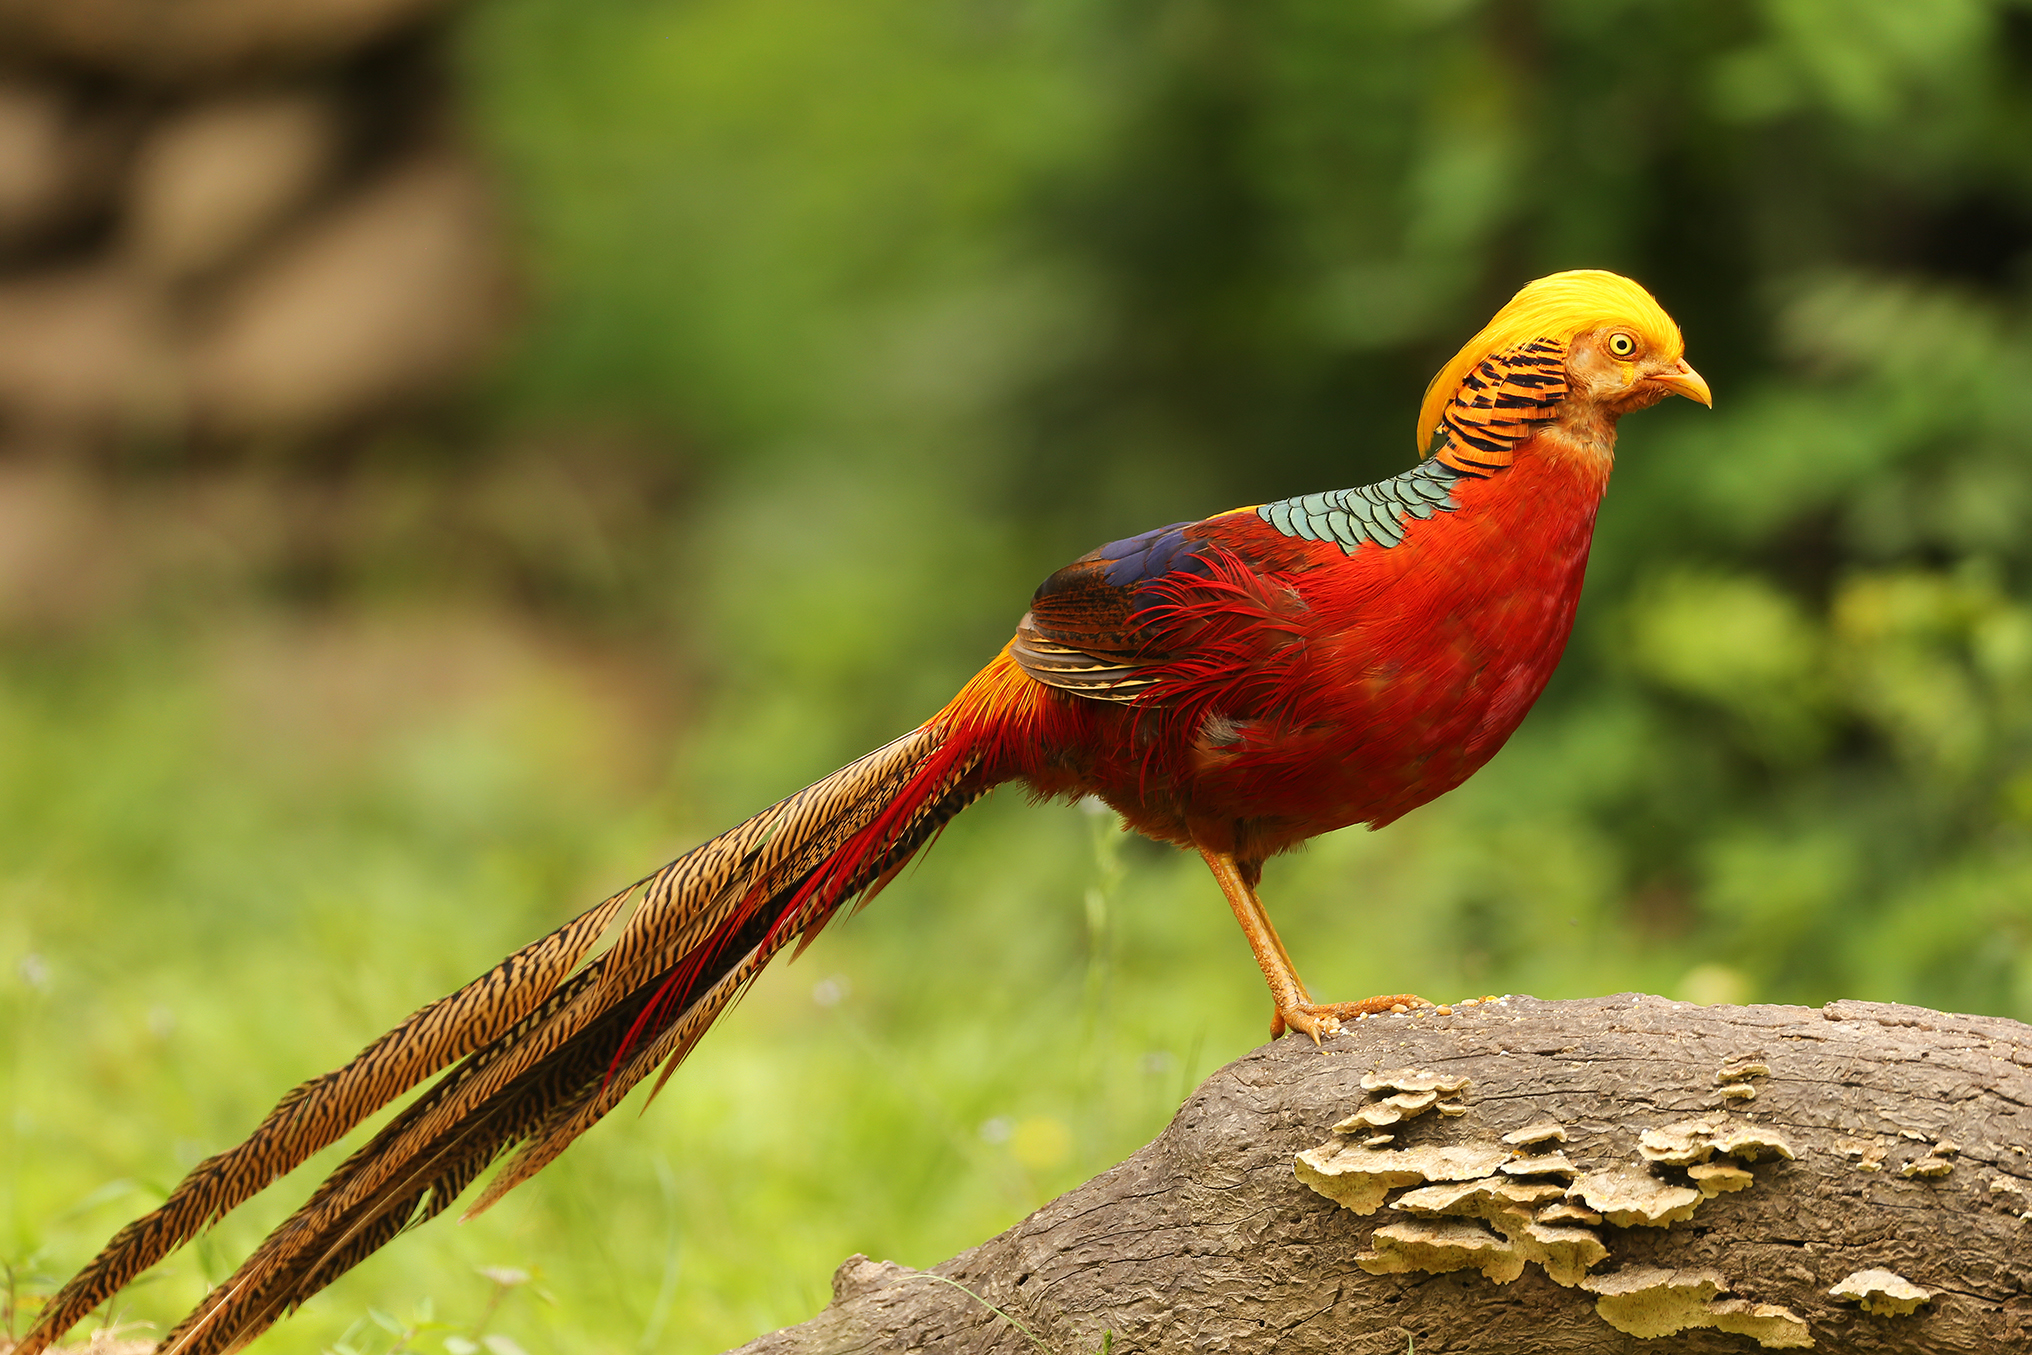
[946, 421, 1611, 862]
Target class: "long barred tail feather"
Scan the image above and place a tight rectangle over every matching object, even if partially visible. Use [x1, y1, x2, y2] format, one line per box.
[15, 888, 637, 1354]
[18, 722, 991, 1355]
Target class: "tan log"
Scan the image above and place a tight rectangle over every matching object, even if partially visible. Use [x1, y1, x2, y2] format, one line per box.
[727, 995, 2032, 1355]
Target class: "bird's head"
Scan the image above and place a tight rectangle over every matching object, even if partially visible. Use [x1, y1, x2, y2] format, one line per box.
[1415, 269, 1711, 456]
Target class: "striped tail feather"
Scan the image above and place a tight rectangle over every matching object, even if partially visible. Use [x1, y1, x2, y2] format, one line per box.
[21, 723, 989, 1355]
[14, 891, 636, 1355]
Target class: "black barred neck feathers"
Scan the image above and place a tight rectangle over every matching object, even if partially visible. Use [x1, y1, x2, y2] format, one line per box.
[1427, 339, 1568, 477]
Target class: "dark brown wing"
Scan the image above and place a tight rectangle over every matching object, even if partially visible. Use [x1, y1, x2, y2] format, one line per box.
[1010, 520, 1197, 701]
[1011, 515, 1313, 703]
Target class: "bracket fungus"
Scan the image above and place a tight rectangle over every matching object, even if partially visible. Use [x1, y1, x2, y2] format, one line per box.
[1391, 1177, 1565, 1227]
[1300, 1057, 1811, 1347]
[1688, 1161, 1755, 1196]
[1500, 1150, 1581, 1180]
[1714, 1059, 1770, 1102]
[1582, 1267, 1812, 1348]
[1709, 1124, 1797, 1163]
[1382, 1178, 1608, 1286]
[1294, 1142, 1509, 1214]
[1638, 1114, 1797, 1168]
[1511, 1220, 1610, 1287]
[1357, 1218, 1525, 1284]
[1502, 1121, 1568, 1149]
[1330, 1068, 1473, 1131]
[1828, 1268, 1932, 1317]
[1359, 1068, 1473, 1095]
[1901, 1139, 1958, 1179]
[1355, 1212, 1612, 1290]
[1334, 1090, 1438, 1130]
[1638, 1119, 1720, 1166]
[1566, 1165, 1702, 1228]
[1835, 1139, 1889, 1173]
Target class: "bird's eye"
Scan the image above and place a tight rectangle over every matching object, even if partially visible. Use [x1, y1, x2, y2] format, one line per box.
[1607, 332, 1638, 358]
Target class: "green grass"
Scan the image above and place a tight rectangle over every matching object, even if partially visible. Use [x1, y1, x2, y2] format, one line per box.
[0, 612, 1257, 1355]
[0, 600, 1752, 1355]
[8, 565, 2030, 1354]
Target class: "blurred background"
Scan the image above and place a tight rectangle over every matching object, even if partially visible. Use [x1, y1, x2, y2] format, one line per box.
[3, 0, 2031, 1351]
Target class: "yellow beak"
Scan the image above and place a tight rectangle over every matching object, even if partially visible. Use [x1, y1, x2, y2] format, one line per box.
[1650, 358, 1712, 407]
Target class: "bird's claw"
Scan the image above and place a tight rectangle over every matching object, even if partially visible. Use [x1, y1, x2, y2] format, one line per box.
[1273, 993, 1430, 1043]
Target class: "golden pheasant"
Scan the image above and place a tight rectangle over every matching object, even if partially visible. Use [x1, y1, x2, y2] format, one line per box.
[21, 269, 1707, 1354]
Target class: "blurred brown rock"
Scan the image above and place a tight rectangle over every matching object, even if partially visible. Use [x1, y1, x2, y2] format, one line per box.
[0, 458, 124, 625]
[127, 93, 339, 281]
[187, 155, 509, 436]
[0, 265, 176, 436]
[0, 0, 460, 85]
[0, 80, 125, 255]
[0, 0, 509, 454]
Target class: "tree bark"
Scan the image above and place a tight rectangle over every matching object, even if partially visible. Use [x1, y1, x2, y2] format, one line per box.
[725, 994, 2032, 1355]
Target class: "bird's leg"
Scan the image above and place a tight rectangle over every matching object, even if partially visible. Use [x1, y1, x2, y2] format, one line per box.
[1198, 847, 1425, 1042]
[1199, 846, 1312, 1019]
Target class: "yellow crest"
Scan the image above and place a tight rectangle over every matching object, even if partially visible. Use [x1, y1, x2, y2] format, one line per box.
[1415, 270, 1684, 453]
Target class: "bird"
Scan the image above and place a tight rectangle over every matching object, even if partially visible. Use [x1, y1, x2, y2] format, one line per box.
[20, 268, 1707, 1355]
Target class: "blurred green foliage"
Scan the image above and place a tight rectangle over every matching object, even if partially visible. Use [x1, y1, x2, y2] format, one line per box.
[7, 0, 2032, 1352]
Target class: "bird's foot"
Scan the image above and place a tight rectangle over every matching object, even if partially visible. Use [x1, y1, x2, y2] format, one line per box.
[1272, 993, 1429, 1042]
